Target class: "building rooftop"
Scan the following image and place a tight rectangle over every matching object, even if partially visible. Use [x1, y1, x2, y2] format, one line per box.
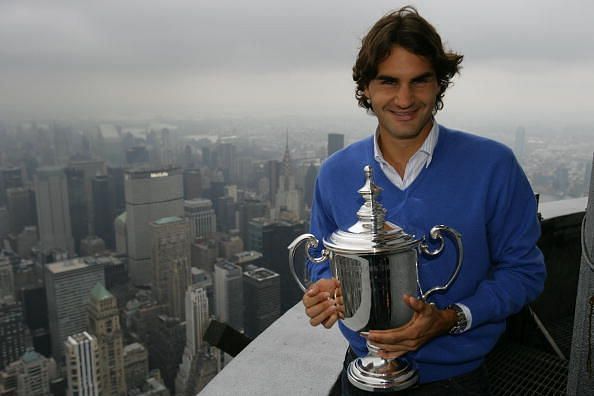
[123, 343, 147, 354]
[215, 261, 242, 273]
[124, 166, 181, 178]
[153, 216, 184, 225]
[21, 349, 43, 364]
[66, 331, 94, 345]
[184, 198, 213, 208]
[244, 267, 279, 281]
[90, 282, 112, 301]
[46, 257, 99, 274]
[231, 251, 263, 263]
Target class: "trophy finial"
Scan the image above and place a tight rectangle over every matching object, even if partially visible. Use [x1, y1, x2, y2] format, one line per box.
[357, 165, 385, 233]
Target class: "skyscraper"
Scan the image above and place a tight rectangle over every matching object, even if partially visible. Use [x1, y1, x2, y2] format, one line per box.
[183, 168, 203, 200]
[67, 158, 106, 241]
[247, 218, 306, 312]
[0, 167, 23, 206]
[237, 199, 268, 248]
[214, 261, 243, 331]
[125, 146, 149, 166]
[149, 315, 185, 391]
[303, 163, 319, 209]
[92, 175, 115, 249]
[265, 160, 281, 205]
[65, 167, 88, 255]
[274, 137, 302, 219]
[218, 232, 244, 260]
[87, 283, 126, 396]
[191, 238, 218, 273]
[125, 167, 183, 285]
[151, 216, 191, 320]
[184, 199, 216, 238]
[65, 332, 101, 396]
[0, 298, 31, 370]
[191, 268, 214, 316]
[0, 256, 14, 300]
[214, 141, 238, 184]
[0, 349, 51, 396]
[175, 286, 210, 396]
[107, 166, 125, 217]
[243, 267, 281, 338]
[5, 187, 37, 236]
[327, 133, 345, 157]
[186, 286, 209, 356]
[123, 343, 148, 392]
[114, 213, 127, 255]
[34, 166, 74, 255]
[45, 258, 105, 362]
[213, 195, 235, 233]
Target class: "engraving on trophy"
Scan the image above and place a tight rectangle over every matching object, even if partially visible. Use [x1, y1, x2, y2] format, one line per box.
[332, 254, 370, 331]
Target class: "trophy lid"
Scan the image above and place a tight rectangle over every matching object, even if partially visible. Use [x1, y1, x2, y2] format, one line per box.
[323, 165, 419, 254]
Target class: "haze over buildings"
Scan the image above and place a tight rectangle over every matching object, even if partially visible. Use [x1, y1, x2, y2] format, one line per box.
[0, 1, 593, 133]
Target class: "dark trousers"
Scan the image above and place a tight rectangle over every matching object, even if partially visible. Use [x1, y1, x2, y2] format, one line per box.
[340, 348, 492, 396]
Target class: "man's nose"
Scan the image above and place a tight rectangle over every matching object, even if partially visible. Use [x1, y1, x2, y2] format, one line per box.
[393, 85, 414, 108]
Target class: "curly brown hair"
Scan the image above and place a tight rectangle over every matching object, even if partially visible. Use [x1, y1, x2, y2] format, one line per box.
[353, 6, 463, 113]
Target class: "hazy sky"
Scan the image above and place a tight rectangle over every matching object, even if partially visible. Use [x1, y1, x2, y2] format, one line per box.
[1, 0, 593, 130]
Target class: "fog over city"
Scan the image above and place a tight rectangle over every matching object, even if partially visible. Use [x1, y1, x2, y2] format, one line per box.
[1, 0, 593, 133]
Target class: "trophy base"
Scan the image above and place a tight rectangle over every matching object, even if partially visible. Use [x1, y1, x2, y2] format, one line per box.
[347, 355, 418, 392]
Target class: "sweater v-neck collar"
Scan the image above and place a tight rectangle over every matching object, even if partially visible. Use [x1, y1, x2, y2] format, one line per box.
[367, 125, 446, 196]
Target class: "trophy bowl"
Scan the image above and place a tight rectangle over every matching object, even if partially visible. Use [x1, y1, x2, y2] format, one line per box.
[289, 165, 463, 392]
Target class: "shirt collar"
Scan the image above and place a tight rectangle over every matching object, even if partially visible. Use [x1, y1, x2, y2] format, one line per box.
[373, 121, 440, 168]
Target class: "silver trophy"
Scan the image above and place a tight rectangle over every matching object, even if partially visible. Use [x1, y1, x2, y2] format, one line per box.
[288, 165, 463, 392]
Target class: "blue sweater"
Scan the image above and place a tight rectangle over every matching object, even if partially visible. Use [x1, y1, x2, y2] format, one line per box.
[308, 126, 546, 383]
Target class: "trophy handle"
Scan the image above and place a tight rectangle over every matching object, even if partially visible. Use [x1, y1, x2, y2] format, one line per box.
[288, 233, 330, 292]
[418, 225, 463, 301]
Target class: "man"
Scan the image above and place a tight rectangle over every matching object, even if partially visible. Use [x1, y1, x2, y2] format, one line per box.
[302, 6, 546, 395]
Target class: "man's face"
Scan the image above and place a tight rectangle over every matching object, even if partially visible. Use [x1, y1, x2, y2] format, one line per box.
[364, 46, 440, 143]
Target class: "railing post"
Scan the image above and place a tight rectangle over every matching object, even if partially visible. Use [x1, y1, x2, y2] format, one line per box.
[567, 154, 594, 395]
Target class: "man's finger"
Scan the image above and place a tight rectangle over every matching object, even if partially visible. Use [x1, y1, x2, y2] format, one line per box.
[378, 350, 407, 360]
[322, 313, 339, 329]
[403, 294, 427, 314]
[309, 304, 337, 326]
[368, 340, 416, 353]
[303, 291, 331, 308]
[306, 298, 335, 319]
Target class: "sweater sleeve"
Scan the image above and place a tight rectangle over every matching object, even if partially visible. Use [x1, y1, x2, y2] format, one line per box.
[458, 153, 546, 329]
[307, 176, 336, 282]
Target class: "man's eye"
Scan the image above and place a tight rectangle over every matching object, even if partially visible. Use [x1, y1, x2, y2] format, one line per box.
[380, 80, 396, 86]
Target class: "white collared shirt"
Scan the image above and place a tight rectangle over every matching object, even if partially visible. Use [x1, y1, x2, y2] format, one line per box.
[373, 121, 439, 190]
[372, 121, 472, 332]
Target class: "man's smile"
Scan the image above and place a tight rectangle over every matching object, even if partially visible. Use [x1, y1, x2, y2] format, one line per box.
[386, 108, 419, 121]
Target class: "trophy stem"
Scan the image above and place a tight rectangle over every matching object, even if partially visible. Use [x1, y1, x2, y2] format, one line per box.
[347, 341, 418, 392]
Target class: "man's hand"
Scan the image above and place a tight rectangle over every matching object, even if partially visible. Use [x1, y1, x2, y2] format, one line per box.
[302, 278, 343, 329]
[365, 294, 457, 359]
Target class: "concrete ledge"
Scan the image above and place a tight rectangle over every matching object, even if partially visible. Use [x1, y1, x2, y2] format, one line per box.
[539, 197, 587, 220]
[200, 303, 347, 396]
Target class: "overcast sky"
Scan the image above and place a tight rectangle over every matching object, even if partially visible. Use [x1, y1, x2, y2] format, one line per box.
[1, 0, 593, 130]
